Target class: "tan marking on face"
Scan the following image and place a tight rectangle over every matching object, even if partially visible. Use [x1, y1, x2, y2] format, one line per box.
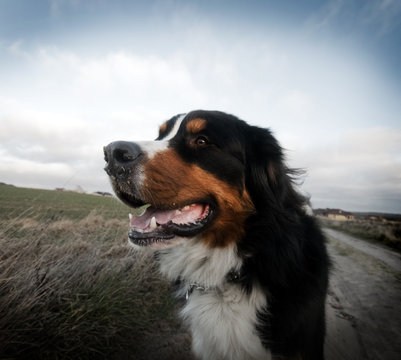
[159, 122, 167, 135]
[142, 148, 255, 247]
[186, 118, 207, 134]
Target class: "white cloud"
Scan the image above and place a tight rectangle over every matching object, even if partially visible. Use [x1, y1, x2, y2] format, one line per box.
[0, 96, 89, 162]
[28, 47, 204, 112]
[0, 155, 75, 189]
[0, 22, 400, 212]
[76, 52, 193, 95]
[0, 44, 207, 193]
[296, 127, 401, 212]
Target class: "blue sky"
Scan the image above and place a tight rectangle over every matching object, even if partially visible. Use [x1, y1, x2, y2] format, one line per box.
[0, 0, 400, 213]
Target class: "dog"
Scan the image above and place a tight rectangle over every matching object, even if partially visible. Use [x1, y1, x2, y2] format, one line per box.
[104, 110, 330, 360]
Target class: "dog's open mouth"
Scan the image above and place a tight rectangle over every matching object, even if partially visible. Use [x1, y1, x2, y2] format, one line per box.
[128, 203, 213, 247]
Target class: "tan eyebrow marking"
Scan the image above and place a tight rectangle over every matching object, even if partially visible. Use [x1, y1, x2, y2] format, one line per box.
[186, 118, 207, 134]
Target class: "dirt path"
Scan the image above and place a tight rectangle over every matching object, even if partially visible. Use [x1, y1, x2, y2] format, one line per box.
[325, 228, 401, 360]
[324, 228, 401, 272]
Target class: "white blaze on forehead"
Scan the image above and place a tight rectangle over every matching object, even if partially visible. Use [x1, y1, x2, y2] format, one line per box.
[137, 113, 187, 159]
[164, 113, 186, 140]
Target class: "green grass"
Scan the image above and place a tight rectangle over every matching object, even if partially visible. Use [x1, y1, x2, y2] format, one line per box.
[0, 185, 188, 360]
[0, 185, 130, 221]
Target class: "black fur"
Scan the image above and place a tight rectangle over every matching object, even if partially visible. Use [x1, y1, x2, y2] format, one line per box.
[105, 110, 330, 359]
[177, 111, 330, 359]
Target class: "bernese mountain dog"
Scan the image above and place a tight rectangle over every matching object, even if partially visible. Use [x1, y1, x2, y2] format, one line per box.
[104, 110, 330, 360]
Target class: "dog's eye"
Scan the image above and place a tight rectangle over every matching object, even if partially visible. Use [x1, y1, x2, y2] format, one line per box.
[196, 136, 209, 147]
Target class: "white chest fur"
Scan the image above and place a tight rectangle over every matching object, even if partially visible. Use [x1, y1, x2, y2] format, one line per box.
[182, 284, 271, 360]
[157, 239, 272, 360]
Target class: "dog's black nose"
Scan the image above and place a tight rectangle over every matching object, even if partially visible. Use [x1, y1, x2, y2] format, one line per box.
[104, 141, 143, 175]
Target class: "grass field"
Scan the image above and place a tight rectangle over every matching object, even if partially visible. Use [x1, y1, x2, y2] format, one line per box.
[0, 184, 130, 221]
[318, 216, 401, 252]
[0, 185, 189, 360]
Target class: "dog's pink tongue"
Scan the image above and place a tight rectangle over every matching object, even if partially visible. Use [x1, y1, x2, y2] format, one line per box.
[171, 204, 205, 225]
[130, 204, 206, 230]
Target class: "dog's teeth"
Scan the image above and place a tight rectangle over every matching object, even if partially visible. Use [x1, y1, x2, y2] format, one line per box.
[129, 213, 133, 220]
[183, 205, 190, 211]
[175, 210, 182, 215]
[150, 216, 157, 230]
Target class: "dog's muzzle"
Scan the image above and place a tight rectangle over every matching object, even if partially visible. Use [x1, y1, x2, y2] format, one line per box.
[103, 141, 144, 177]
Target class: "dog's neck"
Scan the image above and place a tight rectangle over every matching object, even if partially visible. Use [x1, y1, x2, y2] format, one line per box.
[156, 237, 243, 297]
[184, 268, 243, 300]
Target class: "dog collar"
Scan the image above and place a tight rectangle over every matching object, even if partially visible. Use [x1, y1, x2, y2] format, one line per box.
[185, 269, 242, 300]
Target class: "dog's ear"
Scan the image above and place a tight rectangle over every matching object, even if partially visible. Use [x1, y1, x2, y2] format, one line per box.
[245, 126, 303, 213]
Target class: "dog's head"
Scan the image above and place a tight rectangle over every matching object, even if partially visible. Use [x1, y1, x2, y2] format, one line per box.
[104, 110, 301, 249]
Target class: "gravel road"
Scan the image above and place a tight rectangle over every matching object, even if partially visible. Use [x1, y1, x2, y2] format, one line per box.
[325, 228, 401, 360]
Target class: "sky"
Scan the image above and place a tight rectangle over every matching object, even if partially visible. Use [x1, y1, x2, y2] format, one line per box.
[0, 0, 400, 213]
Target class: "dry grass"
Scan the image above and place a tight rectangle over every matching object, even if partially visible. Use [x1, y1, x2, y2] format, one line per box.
[0, 187, 192, 360]
[318, 217, 401, 252]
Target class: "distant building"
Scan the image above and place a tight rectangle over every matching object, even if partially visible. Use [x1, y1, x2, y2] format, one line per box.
[314, 208, 355, 221]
